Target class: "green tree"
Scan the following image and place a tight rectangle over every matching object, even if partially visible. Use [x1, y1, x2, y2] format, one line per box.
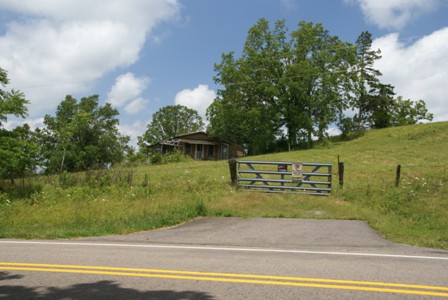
[207, 19, 285, 154]
[0, 67, 39, 184]
[0, 67, 28, 127]
[40, 95, 128, 173]
[287, 21, 355, 146]
[350, 31, 383, 130]
[0, 124, 40, 184]
[367, 83, 395, 129]
[390, 96, 433, 126]
[138, 105, 204, 149]
[208, 19, 355, 153]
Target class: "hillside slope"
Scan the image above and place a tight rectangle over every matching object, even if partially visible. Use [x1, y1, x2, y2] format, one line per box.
[1, 122, 447, 249]
[252, 122, 448, 248]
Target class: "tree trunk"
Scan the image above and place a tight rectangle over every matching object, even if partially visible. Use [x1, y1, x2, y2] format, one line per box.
[307, 131, 313, 149]
[287, 124, 296, 151]
[60, 146, 66, 173]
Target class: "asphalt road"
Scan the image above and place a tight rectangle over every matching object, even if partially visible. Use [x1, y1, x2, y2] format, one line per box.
[1, 217, 448, 299]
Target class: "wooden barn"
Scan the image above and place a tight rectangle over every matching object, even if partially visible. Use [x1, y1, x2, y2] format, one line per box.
[149, 132, 244, 160]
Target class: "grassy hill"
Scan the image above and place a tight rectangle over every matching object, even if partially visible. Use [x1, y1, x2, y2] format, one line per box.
[1, 122, 447, 249]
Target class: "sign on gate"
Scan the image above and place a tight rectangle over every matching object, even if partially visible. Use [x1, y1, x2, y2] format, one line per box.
[278, 164, 288, 173]
[292, 162, 303, 181]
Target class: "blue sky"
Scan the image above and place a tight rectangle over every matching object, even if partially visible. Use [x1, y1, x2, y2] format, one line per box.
[1, 0, 447, 147]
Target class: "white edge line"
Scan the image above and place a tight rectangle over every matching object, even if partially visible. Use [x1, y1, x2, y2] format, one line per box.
[1, 240, 448, 261]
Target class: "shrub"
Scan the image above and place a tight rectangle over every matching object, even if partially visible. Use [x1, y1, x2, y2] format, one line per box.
[150, 152, 163, 164]
[163, 150, 184, 163]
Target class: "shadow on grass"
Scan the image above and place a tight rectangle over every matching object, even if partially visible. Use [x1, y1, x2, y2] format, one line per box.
[0, 272, 214, 299]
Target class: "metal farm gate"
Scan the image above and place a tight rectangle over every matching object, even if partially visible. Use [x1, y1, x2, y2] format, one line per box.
[237, 160, 332, 195]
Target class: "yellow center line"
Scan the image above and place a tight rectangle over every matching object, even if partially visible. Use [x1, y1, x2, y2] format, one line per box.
[1, 262, 448, 297]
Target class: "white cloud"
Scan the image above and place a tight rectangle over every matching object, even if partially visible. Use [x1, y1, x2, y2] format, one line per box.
[174, 84, 216, 121]
[347, 0, 440, 30]
[372, 27, 448, 121]
[124, 98, 149, 115]
[0, 0, 180, 27]
[107, 72, 150, 107]
[0, 0, 179, 118]
[281, 0, 299, 11]
[118, 120, 147, 148]
[3, 117, 45, 131]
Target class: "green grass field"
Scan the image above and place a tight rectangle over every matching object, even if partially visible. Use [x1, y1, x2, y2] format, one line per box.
[1, 122, 447, 249]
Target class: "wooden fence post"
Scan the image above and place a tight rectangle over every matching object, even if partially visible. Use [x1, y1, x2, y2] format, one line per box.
[395, 165, 401, 187]
[338, 155, 344, 188]
[228, 159, 237, 185]
[338, 162, 344, 187]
